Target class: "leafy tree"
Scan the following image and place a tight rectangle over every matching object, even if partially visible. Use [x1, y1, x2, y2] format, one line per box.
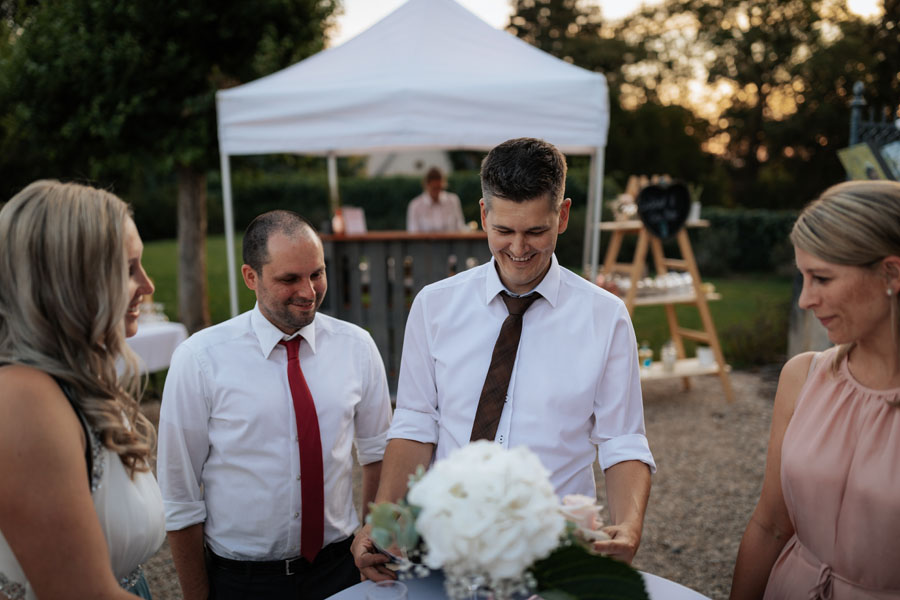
[0, 0, 339, 332]
[867, 0, 900, 110]
[619, 0, 893, 208]
[606, 101, 725, 204]
[759, 13, 876, 206]
[505, 0, 637, 86]
[505, 0, 717, 199]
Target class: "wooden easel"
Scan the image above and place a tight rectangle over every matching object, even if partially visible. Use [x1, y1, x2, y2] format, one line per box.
[601, 220, 734, 402]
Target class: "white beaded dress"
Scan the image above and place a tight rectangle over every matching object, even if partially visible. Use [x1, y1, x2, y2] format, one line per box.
[0, 390, 165, 600]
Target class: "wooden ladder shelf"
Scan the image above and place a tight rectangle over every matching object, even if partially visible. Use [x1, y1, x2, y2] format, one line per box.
[601, 220, 734, 402]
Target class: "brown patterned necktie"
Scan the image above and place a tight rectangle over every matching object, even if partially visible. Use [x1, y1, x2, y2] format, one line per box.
[470, 291, 541, 441]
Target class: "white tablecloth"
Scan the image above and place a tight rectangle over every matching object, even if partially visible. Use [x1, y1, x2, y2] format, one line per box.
[328, 571, 710, 600]
[126, 320, 188, 373]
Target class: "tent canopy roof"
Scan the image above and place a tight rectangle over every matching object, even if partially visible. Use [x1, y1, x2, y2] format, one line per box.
[216, 0, 609, 156]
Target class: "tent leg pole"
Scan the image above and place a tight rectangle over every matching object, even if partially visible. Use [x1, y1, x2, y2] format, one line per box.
[582, 150, 598, 277]
[220, 153, 239, 318]
[588, 147, 605, 282]
[327, 152, 340, 213]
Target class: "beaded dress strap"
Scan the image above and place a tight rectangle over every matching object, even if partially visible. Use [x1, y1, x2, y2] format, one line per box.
[0, 366, 96, 485]
[52, 377, 100, 491]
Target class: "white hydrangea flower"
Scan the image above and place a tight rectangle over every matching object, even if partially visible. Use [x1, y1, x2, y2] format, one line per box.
[407, 441, 565, 583]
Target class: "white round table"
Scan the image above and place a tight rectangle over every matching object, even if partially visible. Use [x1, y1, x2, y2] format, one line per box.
[328, 571, 710, 600]
[126, 320, 188, 373]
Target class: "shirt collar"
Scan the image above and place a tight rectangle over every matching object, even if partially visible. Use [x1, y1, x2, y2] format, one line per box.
[250, 304, 318, 359]
[483, 254, 561, 307]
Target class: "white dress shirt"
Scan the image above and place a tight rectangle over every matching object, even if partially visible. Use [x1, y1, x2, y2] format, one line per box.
[389, 255, 656, 497]
[158, 306, 392, 560]
[406, 191, 466, 232]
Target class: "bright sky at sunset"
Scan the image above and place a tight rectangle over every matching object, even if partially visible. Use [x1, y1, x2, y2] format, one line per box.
[331, 0, 659, 45]
[331, 0, 884, 139]
[331, 0, 884, 46]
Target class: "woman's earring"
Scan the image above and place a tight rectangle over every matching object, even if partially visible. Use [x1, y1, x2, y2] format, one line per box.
[889, 288, 894, 297]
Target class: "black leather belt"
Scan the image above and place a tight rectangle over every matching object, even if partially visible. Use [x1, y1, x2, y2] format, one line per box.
[207, 537, 353, 577]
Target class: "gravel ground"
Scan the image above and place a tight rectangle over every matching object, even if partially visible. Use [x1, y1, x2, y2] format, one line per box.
[140, 366, 779, 600]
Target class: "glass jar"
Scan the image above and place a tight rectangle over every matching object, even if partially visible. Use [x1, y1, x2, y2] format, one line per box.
[661, 341, 677, 373]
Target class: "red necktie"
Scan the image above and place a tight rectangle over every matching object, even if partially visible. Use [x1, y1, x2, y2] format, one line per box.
[470, 292, 541, 441]
[280, 338, 324, 562]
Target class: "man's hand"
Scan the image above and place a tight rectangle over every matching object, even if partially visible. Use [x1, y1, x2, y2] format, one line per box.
[592, 523, 641, 564]
[598, 460, 651, 565]
[353, 439, 434, 581]
[351, 524, 397, 582]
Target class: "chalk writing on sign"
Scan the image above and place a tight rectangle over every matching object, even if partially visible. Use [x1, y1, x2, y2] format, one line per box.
[636, 183, 690, 240]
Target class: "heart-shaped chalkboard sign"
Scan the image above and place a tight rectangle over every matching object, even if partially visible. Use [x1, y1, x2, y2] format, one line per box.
[636, 183, 691, 240]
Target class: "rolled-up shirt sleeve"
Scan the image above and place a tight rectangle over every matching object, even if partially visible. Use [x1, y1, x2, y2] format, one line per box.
[354, 333, 393, 465]
[591, 303, 657, 473]
[388, 293, 440, 444]
[157, 343, 212, 531]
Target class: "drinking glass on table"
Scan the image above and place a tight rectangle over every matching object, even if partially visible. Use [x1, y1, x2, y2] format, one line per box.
[367, 580, 408, 600]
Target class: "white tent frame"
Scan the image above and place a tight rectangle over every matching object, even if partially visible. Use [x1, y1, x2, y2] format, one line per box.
[215, 0, 607, 317]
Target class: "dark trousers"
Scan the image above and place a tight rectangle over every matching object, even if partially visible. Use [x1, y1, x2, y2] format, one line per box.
[207, 537, 359, 600]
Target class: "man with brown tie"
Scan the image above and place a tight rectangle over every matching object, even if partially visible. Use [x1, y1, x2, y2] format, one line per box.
[352, 138, 655, 577]
[159, 210, 392, 600]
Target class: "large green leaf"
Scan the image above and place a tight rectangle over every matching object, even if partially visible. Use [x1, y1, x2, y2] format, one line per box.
[531, 545, 649, 600]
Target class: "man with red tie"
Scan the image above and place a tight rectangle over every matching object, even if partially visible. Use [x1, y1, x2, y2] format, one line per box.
[159, 210, 392, 600]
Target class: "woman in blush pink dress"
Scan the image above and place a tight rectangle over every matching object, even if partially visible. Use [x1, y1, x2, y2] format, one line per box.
[730, 180, 900, 600]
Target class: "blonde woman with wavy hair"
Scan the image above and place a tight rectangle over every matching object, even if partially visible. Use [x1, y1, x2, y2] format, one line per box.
[731, 180, 900, 599]
[0, 180, 164, 599]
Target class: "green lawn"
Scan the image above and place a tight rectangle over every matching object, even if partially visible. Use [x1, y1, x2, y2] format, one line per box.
[629, 276, 793, 367]
[143, 236, 793, 367]
[142, 235, 257, 323]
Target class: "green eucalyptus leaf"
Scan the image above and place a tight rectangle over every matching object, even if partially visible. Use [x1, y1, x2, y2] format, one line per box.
[370, 526, 394, 550]
[397, 510, 420, 550]
[367, 500, 421, 554]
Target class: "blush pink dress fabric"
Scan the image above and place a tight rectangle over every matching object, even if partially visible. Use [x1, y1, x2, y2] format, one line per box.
[763, 347, 900, 599]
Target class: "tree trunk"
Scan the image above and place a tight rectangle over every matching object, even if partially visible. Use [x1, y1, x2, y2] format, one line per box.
[176, 166, 210, 334]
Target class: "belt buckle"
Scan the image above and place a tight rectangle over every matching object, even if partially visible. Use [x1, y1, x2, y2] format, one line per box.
[285, 557, 300, 576]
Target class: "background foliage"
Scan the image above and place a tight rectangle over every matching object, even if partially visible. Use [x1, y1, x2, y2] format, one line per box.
[0, 0, 339, 195]
[507, 0, 899, 209]
[140, 235, 793, 368]
[0, 0, 894, 350]
[2, 0, 897, 212]
[127, 168, 795, 277]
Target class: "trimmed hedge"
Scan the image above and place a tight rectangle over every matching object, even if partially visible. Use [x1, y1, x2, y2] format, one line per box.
[129, 170, 796, 274]
[692, 207, 797, 275]
[597, 208, 797, 276]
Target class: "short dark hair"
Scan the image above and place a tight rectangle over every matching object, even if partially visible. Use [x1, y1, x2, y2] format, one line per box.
[480, 138, 567, 211]
[242, 210, 315, 273]
[424, 167, 444, 183]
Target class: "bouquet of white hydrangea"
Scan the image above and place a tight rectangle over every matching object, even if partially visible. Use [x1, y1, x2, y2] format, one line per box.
[368, 441, 648, 600]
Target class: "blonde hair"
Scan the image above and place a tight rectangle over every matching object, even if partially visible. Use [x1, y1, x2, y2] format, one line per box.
[791, 180, 900, 373]
[0, 180, 154, 475]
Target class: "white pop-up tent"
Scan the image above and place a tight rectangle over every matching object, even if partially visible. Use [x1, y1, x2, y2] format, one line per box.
[216, 0, 609, 316]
